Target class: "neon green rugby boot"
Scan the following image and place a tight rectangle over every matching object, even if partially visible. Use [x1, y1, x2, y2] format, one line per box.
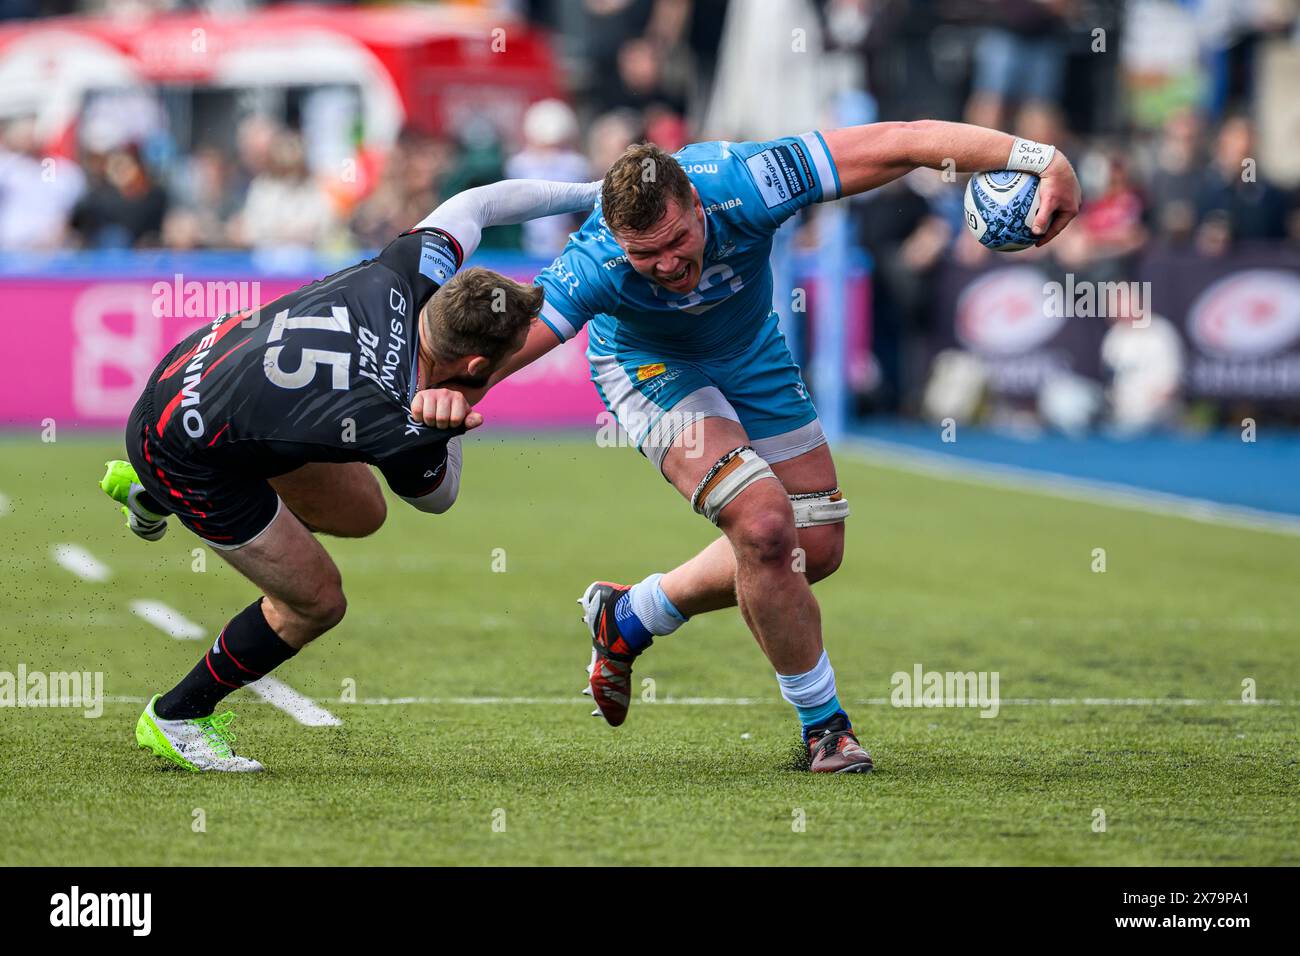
[135, 695, 264, 772]
[100, 460, 169, 541]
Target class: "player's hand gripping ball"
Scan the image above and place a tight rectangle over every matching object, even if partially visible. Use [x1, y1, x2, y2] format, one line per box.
[964, 170, 1041, 252]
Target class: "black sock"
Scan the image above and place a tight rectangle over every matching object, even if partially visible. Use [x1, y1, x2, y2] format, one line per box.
[135, 487, 168, 518]
[156, 600, 298, 720]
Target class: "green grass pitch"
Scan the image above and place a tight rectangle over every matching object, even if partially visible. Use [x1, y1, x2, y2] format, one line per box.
[1, 434, 1297, 865]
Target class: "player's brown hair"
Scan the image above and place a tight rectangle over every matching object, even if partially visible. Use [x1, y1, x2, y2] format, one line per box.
[424, 266, 542, 362]
[601, 142, 695, 235]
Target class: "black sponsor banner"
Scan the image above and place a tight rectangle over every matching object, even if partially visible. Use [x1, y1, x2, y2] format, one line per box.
[929, 262, 1106, 405]
[1140, 245, 1300, 404]
[929, 246, 1300, 409]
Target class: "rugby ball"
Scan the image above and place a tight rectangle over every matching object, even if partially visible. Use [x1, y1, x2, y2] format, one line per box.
[964, 170, 1041, 252]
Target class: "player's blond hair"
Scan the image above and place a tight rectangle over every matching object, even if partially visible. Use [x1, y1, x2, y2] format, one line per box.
[424, 267, 542, 362]
[601, 142, 695, 235]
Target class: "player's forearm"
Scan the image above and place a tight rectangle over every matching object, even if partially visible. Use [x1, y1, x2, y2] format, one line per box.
[485, 317, 562, 390]
[823, 121, 1052, 197]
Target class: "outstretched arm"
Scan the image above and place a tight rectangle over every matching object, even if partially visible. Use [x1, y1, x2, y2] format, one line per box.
[415, 179, 601, 262]
[821, 121, 1080, 245]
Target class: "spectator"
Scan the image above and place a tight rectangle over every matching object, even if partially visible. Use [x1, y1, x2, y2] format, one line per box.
[229, 114, 281, 211]
[1101, 291, 1184, 435]
[1144, 108, 1206, 245]
[439, 118, 520, 250]
[0, 117, 84, 251]
[167, 144, 242, 248]
[1053, 146, 1147, 268]
[70, 143, 167, 248]
[586, 108, 643, 176]
[232, 131, 339, 251]
[964, 0, 1075, 145]
[351, 127, 455, 249]
[570, 0, 695, 117]
[1195, 114, 1290, 251]
[505, 99, 592, 256]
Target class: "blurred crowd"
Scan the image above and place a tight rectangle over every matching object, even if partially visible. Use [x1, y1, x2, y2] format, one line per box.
[2, 0, 1297, 260]
[0, 0, 732, 256]
[2, 0, 1299, 430]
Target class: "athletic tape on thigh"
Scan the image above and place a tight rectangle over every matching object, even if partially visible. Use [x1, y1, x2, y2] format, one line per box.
[788, 488, 849, 528]
[690, 446, 777, 525]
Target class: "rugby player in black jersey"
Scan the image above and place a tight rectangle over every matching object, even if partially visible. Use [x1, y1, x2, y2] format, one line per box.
[100, 178, 598, 771]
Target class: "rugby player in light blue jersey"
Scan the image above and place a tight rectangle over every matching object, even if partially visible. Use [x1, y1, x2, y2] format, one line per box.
[411, 121, 1080, 772]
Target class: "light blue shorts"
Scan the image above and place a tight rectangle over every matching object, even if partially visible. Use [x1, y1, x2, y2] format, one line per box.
[588, 311, 825, 473]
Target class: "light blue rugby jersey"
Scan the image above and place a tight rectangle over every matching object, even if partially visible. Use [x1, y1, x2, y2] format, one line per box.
[535, 132, 841, 360]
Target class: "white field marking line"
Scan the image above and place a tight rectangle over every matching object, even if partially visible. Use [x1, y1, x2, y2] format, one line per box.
[97, 695, 1296, 707]
[845, 437, 1300, 539]
[245, 676, 342, 727]
[128, 599, 206, 640]
[0, 491, 10, 516]
[51, 543, 111, 582]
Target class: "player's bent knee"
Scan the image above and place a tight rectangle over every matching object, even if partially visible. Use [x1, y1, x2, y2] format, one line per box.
[728, 506, 799, 569]
[301, 589, 347, 635]
[285, 572, 348, 637]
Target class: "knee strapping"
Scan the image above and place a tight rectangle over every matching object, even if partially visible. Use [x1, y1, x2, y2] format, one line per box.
[690, 445, 778, 524]
[789, 488, 850, 528]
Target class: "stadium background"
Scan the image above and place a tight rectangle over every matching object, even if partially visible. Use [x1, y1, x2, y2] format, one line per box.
[1, 0, 1298, 866]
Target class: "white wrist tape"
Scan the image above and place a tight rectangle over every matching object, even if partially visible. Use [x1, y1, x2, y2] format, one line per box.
[1007, 138, 1056, 175]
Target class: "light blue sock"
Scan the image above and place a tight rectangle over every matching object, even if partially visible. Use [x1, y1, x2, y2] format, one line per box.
[628, 572, 686, 636]
[775, 651, 842, 730]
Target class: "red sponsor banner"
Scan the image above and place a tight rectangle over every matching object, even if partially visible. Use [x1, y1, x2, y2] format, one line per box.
[0, 274, 601, 430]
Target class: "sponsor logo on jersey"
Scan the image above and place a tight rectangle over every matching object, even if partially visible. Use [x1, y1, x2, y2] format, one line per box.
[419, 234, 458, 284]
[602, 254, 629, 270]
[703, 198, 743, 216]
[174, 312, 231, 439]
[358, 296, 410, 400]
[745, 144, 808, 209]
[679, 162, 718, 175]
[636, 362, 667, 381]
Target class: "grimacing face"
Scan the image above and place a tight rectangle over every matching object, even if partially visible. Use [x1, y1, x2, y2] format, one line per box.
[613, 190, 707, 295]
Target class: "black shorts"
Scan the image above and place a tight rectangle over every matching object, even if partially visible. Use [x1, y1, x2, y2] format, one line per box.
[125, 393, 282, 550]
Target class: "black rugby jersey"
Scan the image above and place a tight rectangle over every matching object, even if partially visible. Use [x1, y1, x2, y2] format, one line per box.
[144, 228, 464, 498]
